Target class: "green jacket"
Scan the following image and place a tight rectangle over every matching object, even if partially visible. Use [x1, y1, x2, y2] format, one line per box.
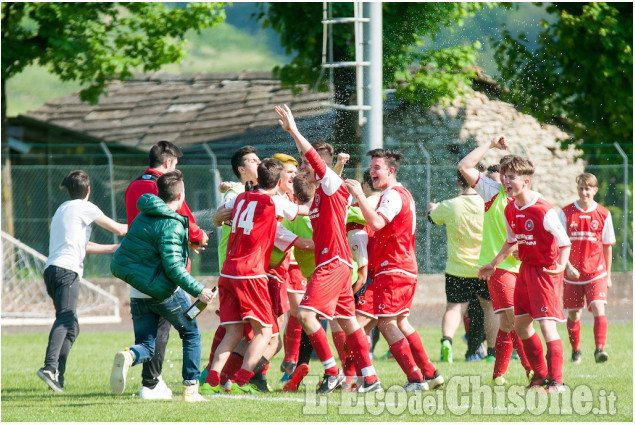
[111, 193, 204, 300]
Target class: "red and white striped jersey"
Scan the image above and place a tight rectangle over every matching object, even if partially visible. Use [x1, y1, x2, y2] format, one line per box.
[369, 184, 418, 277]
[221, 189, 298, 278]
[560, 201, 616, 278]
[504, 195, 570, 268]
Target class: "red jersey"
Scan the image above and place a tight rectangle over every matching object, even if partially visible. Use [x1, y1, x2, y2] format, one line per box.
[369, 184, 418, 277]
[221, 189, 298, 278]
[306, 148, 353, 269]
[504, 195, 570, 268]
[124, 168, 204, 242]
[560, 201, 616, 278]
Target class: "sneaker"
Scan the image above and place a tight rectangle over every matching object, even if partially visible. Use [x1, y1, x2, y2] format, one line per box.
[139, 377, 172, 400]
[283, 363, 309, 392]
[199, 367, 209, 385]
[110, 349, 134, 395]
[280, 372, 291, 383]
[511, 349, 520, 360]
[440, 340, 453, 363]
[486, 355, 496, 363]
[594, 348, 609, 363]
[37, 367, 64, 393]
[423, 371, 444, 389]
[571, 350, 582, 364]
[280, 360, 296, 375]
[233, 382, 262, 394]
[380, 350, 394, 360]
[477, 343, 487, 359]
[183, 383, 208, 402]
[403, 381, 429, 392]
[317, 372, 345, 394]
[526, 376, 548, 390]
[200, 383, 224, 396]
[466, 353, 482, 362]
[249, 373, 271, 393]
[493, 375, 506, 386]
[356, 379, 383, 393]
[540, 380, 567, 393]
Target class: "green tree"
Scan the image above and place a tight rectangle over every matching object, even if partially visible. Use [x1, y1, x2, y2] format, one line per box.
[492, 2, 633, 163]
[255, 2, 491, 152]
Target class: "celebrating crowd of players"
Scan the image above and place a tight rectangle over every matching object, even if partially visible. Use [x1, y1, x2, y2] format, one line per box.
[34, 104, 616, 401]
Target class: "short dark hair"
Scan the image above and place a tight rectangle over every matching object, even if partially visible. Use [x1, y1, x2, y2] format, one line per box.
[149, 141, 183, 168]
[293, 174, 316, 204]
[231, 146, 258, 178]
[487, 164, 500, 174]
[157, 170, 184, 203]
[362, 169, 373, 188]
[311, 142, 334, 167]
[61, 170, 90, 200]
[367, 148, 404, 172]
[257, 158, 283, 189]
[500, 155, 535, 177]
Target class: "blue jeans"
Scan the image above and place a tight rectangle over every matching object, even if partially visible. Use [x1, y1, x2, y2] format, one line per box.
[129, 288, 201, 385]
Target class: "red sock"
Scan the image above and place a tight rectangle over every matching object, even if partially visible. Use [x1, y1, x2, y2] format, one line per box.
[389, 337, 423, 382]
[283, 315, 302, 363]
[546, 339, 564, 384]
[221, 352, 244, 384]
[510, 331, 532, 376]
[493, 330, 513, 378]
[594, 315, 607, 350]
[331, 330, 347, 369]
[522, 333, 548, 380]
[463, 314, 470, 334]
[346, 328, 377, 384]
[567, 319, 581, 351]
[234, 368, 255, 387]
[205, 370, 220, 387]
[307, 327, 338, 375]
[405, 331, 436, 378]
[206, 325, 226, 370]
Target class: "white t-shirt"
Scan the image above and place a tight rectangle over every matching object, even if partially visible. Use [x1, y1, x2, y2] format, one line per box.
[45, 199, 104, 278]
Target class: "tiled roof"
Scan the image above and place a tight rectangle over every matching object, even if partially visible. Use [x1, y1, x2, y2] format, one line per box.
[24, 71, 330, 150]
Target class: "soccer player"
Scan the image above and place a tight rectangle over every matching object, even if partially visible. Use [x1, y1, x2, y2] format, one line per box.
[124, 140, 208, 400]
[37, 170, 127, 393]
[276, 104, 381, 393]
[479, 155, 571, 393]
[458, 137, 532, 384]
[346, 149, 443, 392]
[206, 158, 308, 394]
[560, 173, 616, 363]
[428, 169, 498, 364]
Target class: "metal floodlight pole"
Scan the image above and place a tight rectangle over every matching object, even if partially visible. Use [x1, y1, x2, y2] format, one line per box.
[204, 143, 223, 246]
[419, 144, 431, 273]
[613, 142, 629, 271]
[362, 1, 383, 168]
[99, 142, 118, 243]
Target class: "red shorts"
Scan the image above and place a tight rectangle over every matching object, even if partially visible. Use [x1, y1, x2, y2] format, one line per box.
[487, 268, 518, 313]
[373, 272, 417, 317]
[267, 266, 289, 317]
[218, 275, 275, 328]
[287, 263, 308, 293]
[563, 276, 608, 311]
[513, 263, 565, 321]
[355, 279, 376, 318]
[299, 260, 355, 320]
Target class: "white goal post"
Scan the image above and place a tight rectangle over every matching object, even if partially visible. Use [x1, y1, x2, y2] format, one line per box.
[1, 231, 121, 326]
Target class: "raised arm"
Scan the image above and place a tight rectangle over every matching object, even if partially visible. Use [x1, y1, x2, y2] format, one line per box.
[275, 104, 312, 155]
[458, 135, 508, 186]
[333, 152, 350, 176]
[94, 215, 127, 237]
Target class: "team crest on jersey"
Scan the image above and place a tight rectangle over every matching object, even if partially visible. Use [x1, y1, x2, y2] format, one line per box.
[524, 219, 535, 232]
[378, 303, 386, 310]
[358, 299, 366, 305]
[314, 193, 320, 207]
[590, 220, 599, 230]
[302, 294, 309, 301]
[569, 221, 578, 229]
[540, 306, 548, 312]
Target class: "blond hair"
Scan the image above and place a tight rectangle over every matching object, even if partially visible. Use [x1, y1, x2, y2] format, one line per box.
[576, 173, 598, 188]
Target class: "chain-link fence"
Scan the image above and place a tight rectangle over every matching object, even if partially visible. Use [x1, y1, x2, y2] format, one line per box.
[2, 142, 632, 278]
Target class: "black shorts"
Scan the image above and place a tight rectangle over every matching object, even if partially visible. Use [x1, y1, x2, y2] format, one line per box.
[445, 273, 490, 304]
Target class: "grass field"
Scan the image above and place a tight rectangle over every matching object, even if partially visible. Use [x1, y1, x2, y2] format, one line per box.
[1, 323, 632, 422]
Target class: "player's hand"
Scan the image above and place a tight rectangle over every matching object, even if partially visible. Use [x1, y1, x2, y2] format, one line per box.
[490, 135, 508, 150]
[511, 249, 520, 260]
[478, 263, 495, 280]
[275, 104, 297, 133]
[565, 264, 580, 280]
[214, 206, 233, 227]
[336, 153, 350, 165]
[344, 179, 364, 198]
[427, 202, 440, 212]
[543, 263, 566, 276]
[607, 275, 612, 288]
[219, 181, 236, 193]
[198, 288, 215, 304]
